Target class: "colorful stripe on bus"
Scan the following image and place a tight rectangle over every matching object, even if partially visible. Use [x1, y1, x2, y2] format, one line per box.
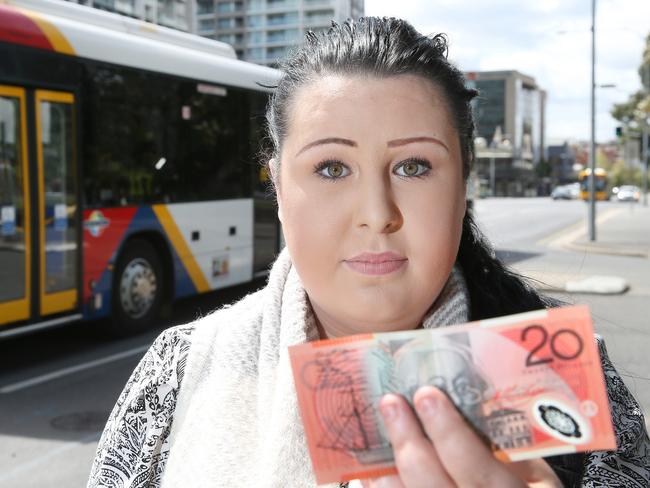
[0, 4, 74, 55]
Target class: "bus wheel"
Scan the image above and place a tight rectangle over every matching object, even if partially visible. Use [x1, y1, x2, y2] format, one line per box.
[111, 239, 164, 336]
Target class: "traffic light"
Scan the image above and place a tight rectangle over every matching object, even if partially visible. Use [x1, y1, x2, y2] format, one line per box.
[615, 126, 623, 138]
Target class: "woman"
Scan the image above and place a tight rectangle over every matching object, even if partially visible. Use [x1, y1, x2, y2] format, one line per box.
[87, 18, 649, 488]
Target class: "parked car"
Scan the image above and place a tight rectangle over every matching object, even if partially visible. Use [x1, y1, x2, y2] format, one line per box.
[551, 185, 572, 200]
[616, 185, 641, 202]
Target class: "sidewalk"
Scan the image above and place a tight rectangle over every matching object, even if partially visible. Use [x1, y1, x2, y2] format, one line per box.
[565, 203, 650, 258]
[518, 202, 650, 294]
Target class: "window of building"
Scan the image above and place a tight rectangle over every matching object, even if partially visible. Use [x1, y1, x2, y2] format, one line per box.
[197, 0, 213, 14]
[473, 79, 505, 141]
[267, 28, 299, 42]
[246, 47, 264, 59]
[216, 1, 233, 13]
[246, 15, 263, 27]
[267, 46, 289, 58]
[248, 31, 264, 43]
[305, 9, 333, 23]
[198, 18, 215, 31]
[217, 17, 232, 28]
[217, 34, 234, 43]
[267, 12, 298, 25]
[248, 0, 263, 12]
[268, 0, 298, 8]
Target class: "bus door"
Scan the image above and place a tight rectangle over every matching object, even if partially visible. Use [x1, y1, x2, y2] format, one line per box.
[34, 90, 79, 318]
[0, 86, 31, 325]
[0, 86, 79, 327]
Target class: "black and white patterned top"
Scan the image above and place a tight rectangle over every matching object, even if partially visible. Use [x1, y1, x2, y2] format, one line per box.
[87, 326, 650, 488]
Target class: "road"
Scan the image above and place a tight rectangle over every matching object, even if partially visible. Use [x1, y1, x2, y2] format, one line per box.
[1, 197, 648, 487]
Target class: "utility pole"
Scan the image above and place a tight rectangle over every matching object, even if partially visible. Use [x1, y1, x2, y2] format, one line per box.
[643, 120, 648, 206]
[588, 0, 597, 241]
[641, 59, 650, 207]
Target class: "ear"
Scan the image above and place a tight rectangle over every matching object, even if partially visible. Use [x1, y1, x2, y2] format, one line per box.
[268, 158, 284, 223]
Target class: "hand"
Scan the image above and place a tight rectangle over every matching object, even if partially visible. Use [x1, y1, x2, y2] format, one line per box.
[361, 386, 562, 488]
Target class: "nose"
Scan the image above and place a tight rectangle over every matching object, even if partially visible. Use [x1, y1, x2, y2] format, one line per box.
[355, 174, 403, 234]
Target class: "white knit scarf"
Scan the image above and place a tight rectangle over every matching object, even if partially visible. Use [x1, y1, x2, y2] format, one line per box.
[161, 248, 470, 488]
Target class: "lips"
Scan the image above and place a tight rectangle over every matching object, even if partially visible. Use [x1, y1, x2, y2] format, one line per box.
[344, 252, 408, 276]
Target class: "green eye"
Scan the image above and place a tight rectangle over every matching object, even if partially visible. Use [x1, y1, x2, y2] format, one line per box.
[402, 162, 419, 176]
[394, 159, 431, 177]
[316, 160, 350, 179]
[328, 163, 344, 177]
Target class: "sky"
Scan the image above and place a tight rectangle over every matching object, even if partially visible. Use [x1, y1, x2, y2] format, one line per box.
[366, 0, 650, 144]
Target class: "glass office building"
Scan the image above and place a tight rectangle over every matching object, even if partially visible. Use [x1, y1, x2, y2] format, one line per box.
[466, 71, 546, 197]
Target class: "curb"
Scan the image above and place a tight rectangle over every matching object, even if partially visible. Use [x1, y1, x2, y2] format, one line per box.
[540, 208, 649, 259]
[562, 242, 649, 258]
[518, 272, 629, 295]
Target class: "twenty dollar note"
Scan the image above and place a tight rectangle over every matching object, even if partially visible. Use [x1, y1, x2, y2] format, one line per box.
[288, 305, 616, 484]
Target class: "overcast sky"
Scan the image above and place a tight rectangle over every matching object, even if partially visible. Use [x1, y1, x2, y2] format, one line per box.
[366, 0, 650, 144]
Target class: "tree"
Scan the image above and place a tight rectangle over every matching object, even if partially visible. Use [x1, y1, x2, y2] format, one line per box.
[611, 32, 650, 124]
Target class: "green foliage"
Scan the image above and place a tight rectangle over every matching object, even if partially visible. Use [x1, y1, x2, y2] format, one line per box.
[609, 160, 649, 188]
[596, 148, 612, 170]
[611, 32, 650, 123]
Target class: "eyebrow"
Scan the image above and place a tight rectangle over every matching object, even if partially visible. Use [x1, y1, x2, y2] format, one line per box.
[295, 137, 357, 157]
[388, 136, 449, 153]
[295, 135, 449, 157]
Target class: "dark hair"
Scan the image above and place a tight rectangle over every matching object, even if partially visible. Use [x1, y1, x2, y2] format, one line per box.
[266, 17, 476, 180]
[264, 17, 558, 321]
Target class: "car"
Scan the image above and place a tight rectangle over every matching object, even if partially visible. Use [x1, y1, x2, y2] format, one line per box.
[616, 185, 641, 202]
[568, 182, 581, 199]
[551, 185, 572, 200]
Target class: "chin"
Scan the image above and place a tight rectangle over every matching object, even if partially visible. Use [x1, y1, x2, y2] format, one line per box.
[346, 307, 423, 334]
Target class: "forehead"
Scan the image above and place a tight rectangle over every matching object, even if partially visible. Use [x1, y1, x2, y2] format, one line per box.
[285, 73, 456, 143]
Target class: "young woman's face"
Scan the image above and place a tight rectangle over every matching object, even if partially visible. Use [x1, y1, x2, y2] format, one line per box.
[276, 74, 466, 338]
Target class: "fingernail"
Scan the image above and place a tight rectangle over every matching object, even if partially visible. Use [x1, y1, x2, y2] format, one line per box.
[380, 402, 398, 422]
[416, 396, 438, 417]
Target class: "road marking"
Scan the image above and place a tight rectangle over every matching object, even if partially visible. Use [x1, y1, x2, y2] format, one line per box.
[0, 344, 150, 394]
[0, 432, 101, 484]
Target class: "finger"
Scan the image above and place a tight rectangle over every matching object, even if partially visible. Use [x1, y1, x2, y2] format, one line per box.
[413, 386, 524, 487]
[507, 459, 562, 488]
[361, 473, 405, 488]
[379, 394, 454, 488]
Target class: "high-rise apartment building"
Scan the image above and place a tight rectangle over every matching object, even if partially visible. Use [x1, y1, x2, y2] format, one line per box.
[196, 0, 364, 65]
[66, 0, 194, 31]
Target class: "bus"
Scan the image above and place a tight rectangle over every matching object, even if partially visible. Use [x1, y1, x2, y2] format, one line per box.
[577, 168, 609, 201]
[0, 0, 282, 337]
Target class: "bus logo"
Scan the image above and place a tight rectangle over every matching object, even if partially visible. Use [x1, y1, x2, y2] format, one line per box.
[84, 210, 110, 237]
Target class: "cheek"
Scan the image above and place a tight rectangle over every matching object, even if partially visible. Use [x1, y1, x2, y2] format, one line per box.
[279, 185, 349, 263]
[399, 180, 465, 269]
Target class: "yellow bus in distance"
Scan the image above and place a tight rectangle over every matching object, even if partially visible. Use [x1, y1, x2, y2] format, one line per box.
[578, 168, 609, 201]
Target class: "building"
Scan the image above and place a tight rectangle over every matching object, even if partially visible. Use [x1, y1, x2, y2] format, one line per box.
[196, 0, 364, 65]
[66, 0, 194, 31]
[466, 70, 546, 197]
[481, 409, 532, 450]
[547, 141, 577, 185]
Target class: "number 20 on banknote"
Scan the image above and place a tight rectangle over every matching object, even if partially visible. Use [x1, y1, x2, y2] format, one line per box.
[289, 305, 616, 485]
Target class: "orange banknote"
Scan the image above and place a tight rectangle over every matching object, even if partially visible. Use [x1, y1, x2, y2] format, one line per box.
[288, 305, 616, 485]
